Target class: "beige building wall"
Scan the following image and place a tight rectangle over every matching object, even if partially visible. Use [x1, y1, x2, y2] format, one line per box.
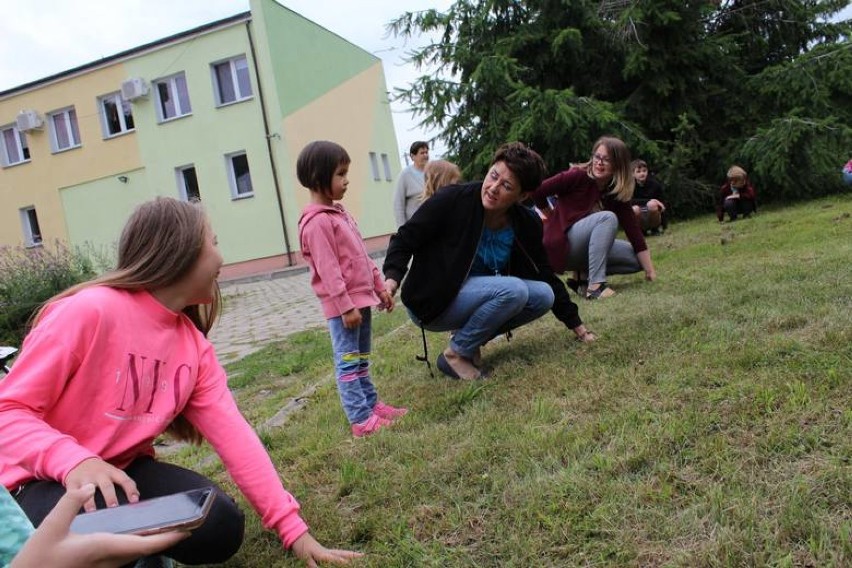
[0, 64, 141, 247]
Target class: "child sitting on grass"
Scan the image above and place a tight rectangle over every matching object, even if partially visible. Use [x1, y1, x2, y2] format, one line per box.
[0, 197, 361, 566]
[297, 140, 408, 437]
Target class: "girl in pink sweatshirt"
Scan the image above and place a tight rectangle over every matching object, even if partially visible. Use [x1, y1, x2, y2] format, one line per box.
[0, 198, 361, 567]
[297, 141, 408, 438]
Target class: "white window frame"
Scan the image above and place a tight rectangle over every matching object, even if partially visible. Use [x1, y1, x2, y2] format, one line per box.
[154, 72, 192, 122]
[0, 125, 30, 167]
[381, 153, 392, 181]
[98, 92, 135, 138]
[368, 152, 380, 181]
[211, 55, 253, 106]
[47, 107, 81, 153]
[19, 206, 42, 247]
[225, 151, 254, 199]
[175, 164, 201, 201]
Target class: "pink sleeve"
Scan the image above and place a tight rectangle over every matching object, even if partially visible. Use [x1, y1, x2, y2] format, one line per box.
[182, 344, 309, 549]
[0, 301, 100, 486]
[302, 215, 355, 315]
[348, 210, 384, 297]
[372, 259, 384, 295]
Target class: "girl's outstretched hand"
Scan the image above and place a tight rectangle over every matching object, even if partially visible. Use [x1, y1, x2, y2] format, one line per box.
[291, 532, 363, 567]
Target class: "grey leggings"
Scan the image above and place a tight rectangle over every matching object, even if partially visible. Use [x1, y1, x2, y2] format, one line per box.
[566, 211, 642, 285]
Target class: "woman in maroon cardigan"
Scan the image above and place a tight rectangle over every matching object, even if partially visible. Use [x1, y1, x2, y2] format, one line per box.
[531, 136, 657, 299]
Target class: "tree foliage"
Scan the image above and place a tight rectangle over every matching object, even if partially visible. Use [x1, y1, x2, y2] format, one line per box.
[389, 0, 851, 217]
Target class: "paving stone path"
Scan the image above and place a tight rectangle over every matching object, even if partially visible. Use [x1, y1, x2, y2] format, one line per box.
[209, 256, 386, 363]
[209, 267, 325, 363]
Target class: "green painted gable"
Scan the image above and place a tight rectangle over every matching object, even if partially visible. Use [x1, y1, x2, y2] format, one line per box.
[253, 0, 379, 116]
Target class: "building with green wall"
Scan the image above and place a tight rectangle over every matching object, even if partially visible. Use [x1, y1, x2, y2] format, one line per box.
[0, 0, 400, 279]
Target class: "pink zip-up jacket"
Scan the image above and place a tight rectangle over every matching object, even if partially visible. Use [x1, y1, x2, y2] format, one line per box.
[0, 287, 308, 549]
[298, 203, 384, 318]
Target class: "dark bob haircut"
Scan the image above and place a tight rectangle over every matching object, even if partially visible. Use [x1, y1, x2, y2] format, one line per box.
[296, 140, 351, 195]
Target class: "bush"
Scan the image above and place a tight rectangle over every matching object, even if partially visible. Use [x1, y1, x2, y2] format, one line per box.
[0, 242, 97, 346]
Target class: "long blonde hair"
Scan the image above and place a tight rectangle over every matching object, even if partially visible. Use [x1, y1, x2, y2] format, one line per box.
[576, 136, 635, 201]
[33, 197, 221, 443]
[421, 159, 462, 202]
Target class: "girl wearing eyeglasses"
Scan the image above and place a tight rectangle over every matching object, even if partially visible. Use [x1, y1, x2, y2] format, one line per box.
[531, 136, 656, 299]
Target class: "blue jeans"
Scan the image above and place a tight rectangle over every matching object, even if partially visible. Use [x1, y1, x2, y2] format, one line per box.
[411, 276, 554, 359]
[328, 308, 378, 424]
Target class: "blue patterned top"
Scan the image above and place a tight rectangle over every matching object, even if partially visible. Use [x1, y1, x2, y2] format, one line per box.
[1, 485, 34, 566]
[471, 226, 514, 276]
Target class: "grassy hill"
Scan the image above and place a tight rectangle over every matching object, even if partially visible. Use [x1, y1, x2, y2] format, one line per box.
[174, 195, 851, 567]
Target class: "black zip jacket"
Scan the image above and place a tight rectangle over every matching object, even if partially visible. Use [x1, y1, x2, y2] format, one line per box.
[383, 182, 583, 330]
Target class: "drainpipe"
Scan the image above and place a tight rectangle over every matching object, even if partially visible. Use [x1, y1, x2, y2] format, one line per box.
[246, 20, 294, 266]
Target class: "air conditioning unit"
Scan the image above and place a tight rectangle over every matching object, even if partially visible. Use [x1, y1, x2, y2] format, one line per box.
[121, 77, 149, 101]
[16, 109, 43, 131]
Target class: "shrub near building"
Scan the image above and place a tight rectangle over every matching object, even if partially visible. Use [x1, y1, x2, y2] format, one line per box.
[0, 243, 96, 345]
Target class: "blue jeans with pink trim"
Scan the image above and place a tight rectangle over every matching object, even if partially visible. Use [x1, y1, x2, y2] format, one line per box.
[328, 308, 379, 424]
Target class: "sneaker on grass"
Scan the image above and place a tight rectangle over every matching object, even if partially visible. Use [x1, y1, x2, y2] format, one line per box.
[351, 414, 392, 438]
[373, 401, 408, 420]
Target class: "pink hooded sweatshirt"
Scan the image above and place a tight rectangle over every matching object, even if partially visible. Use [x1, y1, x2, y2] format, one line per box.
[0, 287, 308, 549]
[298, 203, 384, 318]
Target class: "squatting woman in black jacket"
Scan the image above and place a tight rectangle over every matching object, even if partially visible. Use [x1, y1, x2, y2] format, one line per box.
[383, 142, 595, 380]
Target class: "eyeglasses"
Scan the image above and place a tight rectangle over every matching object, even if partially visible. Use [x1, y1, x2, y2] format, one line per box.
[592, 154, 612, 165]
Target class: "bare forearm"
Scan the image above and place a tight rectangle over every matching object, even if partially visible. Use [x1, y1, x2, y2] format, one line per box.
[637, 249, 656, 280]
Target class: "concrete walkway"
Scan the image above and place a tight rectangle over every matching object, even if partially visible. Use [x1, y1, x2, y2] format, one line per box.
[209, 257, 385, 363]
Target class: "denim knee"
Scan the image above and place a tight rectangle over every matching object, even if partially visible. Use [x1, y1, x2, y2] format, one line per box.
[530, 282, 555, 312]
[499, 277, 530, 313]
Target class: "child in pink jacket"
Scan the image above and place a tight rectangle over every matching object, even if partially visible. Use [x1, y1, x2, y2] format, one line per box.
[297, 141, 408, 438]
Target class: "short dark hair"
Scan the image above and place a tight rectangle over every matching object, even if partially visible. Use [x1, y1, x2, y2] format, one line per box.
[491, 142, 547, 193]
[296, 141, 351, 195]
[409, 141, 429, 156]
[631, 159, 648, 170]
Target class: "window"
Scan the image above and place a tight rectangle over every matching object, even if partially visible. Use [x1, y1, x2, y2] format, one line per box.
[48, 107, 81, 152]
[212, 55, 253, 106]
[381, 153, 392, 181]
[176, 165, 201, 201]
[368, 152, 380, 181]
[20, 206, 42, 247]
[0, 125, 30, 167]
[154, 72, 192, 121]
[226, 152, 253, 198]
[99, 92, 135, 137]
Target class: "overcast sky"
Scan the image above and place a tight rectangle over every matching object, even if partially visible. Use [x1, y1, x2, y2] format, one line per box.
[0, 0, 453, 159]
[1, 1, 848, 162]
